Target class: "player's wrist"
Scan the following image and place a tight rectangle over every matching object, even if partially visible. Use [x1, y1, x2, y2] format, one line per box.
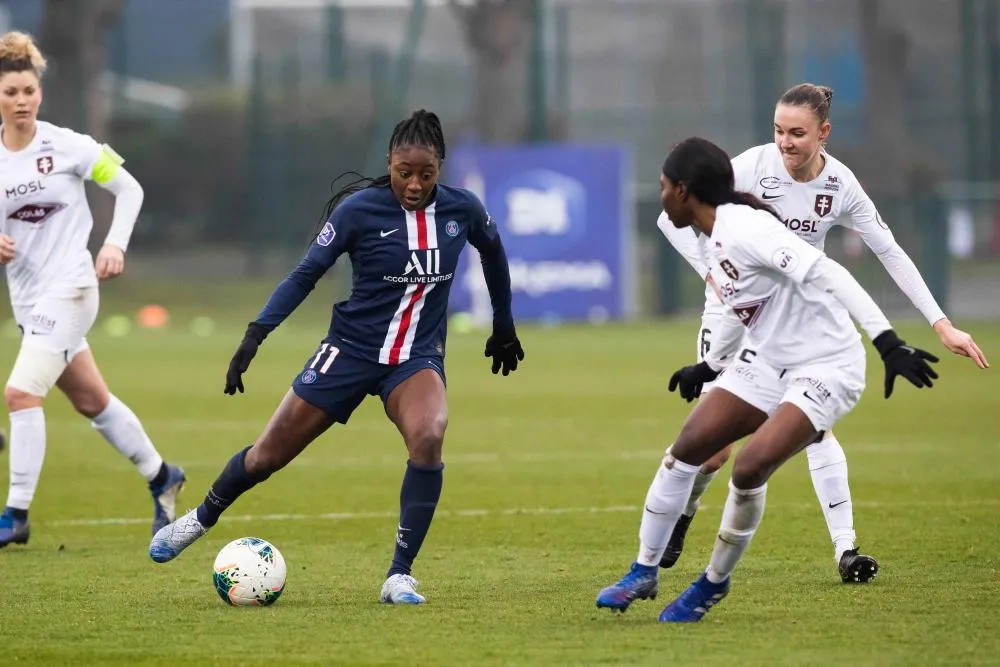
[931, 318, 952, 334]
[245, 322, 269, 344]
[872, 329, 904, 359]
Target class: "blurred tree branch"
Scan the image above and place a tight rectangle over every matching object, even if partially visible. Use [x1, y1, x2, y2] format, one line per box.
[40, 0, 126, 241]
[39, 0, 125, 136]
[450, 0, 531, 142]
[857, 0, 911, 194]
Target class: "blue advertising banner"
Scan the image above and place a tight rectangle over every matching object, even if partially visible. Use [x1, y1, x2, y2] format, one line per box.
[448, 144, 633, 323]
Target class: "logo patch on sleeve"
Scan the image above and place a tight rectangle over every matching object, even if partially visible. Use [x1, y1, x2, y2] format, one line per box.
[771, 247, 799, 274]
[317, 221, 336, 247]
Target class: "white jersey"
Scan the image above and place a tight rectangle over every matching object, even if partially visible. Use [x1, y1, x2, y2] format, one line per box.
[0, 121, 107, 307]
[658, 142, 945, 326]
[705, 204, 861, 369]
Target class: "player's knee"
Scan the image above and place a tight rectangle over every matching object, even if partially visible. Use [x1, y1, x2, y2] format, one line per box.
[731, 449, 774, 490]
[68, 390, 108, 419]
[4, 385, 43, 412]
[701, 445, 733, 474]
[673, 420, 722, 465]
[405, 413, 447, 466]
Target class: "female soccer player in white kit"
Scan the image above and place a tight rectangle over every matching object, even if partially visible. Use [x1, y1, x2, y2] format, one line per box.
[0, 32, 185, 548]
[654, 83, 988, 583]
[596, 136, 940, 622]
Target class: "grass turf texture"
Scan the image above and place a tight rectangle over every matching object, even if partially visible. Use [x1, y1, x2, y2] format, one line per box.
[0, 287, 997, 665]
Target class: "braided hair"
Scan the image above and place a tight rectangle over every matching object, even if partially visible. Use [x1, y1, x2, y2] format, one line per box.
[313, 110, 446, 235]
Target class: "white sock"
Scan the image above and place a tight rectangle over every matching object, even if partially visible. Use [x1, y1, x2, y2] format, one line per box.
[706, 480, 767, 584]
[684, 470, 718, 516]
[805, 433, 855, 560]
[636, 451, 701, 566]
[6, 407, 46, 510]
[91, 394, 163, 482]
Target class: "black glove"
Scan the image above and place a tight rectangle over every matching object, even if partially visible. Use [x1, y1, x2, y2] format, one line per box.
[484, 327, 524, 376]
[225, 322, 269, 395]
[873, 329, 939, 398]
[668, 361, 721, 402]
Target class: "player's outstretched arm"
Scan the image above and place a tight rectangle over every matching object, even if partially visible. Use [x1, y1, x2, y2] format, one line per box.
[656, 211, 709, 280]
[848, 193, 988, 368]
[804, 255, 940, 398]
[224, 215, 347, 395]
[467, 204, 523, 376]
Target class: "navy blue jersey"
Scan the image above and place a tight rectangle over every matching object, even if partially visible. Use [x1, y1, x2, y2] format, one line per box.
[255, 183, 511, 364]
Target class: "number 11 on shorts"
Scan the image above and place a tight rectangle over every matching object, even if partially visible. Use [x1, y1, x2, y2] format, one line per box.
[309, 343, 340, 374]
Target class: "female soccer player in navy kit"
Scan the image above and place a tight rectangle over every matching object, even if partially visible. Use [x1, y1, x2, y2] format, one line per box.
[150, 110, 524, 604]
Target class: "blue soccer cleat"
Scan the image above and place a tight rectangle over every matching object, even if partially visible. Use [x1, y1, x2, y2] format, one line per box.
[149, 463, 186, 535]
[149, 508, 208, 563]
[0, 507, 29, 549]
[658, 572, 730, 623]
[595, 562, 659, 612]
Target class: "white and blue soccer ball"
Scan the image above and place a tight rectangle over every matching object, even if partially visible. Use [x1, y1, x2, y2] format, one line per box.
[213, 537, 286, 606]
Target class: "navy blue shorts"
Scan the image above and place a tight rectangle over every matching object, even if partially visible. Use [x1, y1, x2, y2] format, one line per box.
[291, 340, 446, 424]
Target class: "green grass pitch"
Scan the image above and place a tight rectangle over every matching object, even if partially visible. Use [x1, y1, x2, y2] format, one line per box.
[1, 300, 998, 666]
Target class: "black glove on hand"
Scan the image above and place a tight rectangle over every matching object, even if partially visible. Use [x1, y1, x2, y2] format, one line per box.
[484, 327, 524, 376]
[668, 361, 721, 402]
[873, 329, 939, 398]
[225, 322, 269, 395]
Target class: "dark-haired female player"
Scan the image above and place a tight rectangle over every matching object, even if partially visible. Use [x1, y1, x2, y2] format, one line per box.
[150, 110, 524, 605]
[597, 136, 938, 622]
[655, 83, 987, 583]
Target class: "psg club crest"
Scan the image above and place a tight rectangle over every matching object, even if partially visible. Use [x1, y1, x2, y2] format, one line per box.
[36, 156, 54, 175]
[445, 220, 459, 237]
[300, 370, 318, 384]
[814, 194, 833, 217]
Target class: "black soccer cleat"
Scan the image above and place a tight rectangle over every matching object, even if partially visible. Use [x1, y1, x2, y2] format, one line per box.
[838, 548, 879, 583]
[659, 512, 695, 569]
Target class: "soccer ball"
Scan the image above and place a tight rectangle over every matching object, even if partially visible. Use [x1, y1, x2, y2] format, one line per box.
[212, 537, 286, 606]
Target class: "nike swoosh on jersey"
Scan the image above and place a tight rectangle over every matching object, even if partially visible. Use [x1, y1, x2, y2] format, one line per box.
[380, 228, 399, 238]
[761, 192, 784, 200]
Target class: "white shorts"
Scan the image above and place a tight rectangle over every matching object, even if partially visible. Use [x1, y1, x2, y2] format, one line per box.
[7, 287, 99, 396]
[712, 345, 866, 432]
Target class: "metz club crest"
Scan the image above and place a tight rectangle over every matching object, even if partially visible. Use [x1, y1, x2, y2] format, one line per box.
[36, 156, 54, 175]
[814, 194, 833, 217]
[719, 259, 739, 280]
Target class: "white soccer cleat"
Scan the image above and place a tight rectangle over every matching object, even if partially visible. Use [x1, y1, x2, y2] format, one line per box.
[379, 573, 426, 605]
[149, 509, 208, 563]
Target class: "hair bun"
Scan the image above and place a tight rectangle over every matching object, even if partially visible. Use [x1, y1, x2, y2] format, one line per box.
[0, 31, 46, 74]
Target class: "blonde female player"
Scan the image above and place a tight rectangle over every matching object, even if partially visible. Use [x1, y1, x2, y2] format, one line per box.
[0, 32, 185, 548]
[654, 83, 988, 584]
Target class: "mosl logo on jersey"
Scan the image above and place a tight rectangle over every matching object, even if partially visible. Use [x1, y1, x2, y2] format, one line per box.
[7, 202, 67, 224]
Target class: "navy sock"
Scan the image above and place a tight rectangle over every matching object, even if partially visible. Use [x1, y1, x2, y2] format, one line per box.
[4, 506, 28, 522]
[149, 462, 169, 489]
[196, 446, 270, 527]
[387, 460, 444, 578]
